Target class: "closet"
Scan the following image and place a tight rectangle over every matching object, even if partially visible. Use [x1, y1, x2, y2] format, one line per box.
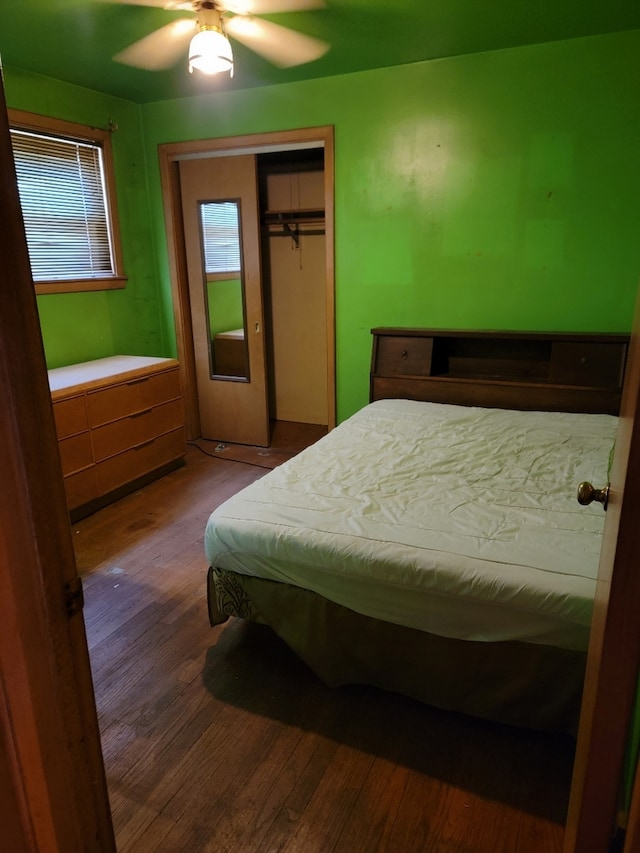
[162, 125, 334, 447]
[258, 149, 327, 428]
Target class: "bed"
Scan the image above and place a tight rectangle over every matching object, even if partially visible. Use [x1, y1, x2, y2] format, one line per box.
[205, 329, 629, 734]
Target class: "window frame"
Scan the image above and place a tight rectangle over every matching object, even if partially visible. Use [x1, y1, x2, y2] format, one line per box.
[8, 109, 127, 295]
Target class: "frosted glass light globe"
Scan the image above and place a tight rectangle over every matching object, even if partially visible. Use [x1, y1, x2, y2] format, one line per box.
[189, 28, 234, 76]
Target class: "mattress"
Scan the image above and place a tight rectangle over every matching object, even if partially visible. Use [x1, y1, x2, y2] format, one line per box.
[204, 399, 617, 651]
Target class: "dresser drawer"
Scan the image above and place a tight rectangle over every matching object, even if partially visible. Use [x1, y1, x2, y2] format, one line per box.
[86, 368, 181, 427]
[374, 335, 433, 377]
[95, 428, 186, 495]
[91, 399, 184, 462]
[58, 431, 93, 475]
[52, 394, 89, 438]
[64, 467, 99, 511]
[549, 342, 627, 388]
[50, 356, 185, 517]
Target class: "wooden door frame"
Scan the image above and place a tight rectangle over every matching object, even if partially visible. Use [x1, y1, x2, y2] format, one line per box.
[158, 126, 336, 440]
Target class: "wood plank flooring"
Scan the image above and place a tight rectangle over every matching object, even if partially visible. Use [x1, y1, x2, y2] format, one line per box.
[188, 420, 328, 469]
[74, 426, 575, 852]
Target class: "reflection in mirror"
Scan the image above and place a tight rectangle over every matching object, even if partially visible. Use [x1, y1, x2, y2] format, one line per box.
[199, 199, 249, 380]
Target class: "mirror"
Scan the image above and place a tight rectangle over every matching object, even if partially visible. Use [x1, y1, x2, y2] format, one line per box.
[199, 199, 249, 380]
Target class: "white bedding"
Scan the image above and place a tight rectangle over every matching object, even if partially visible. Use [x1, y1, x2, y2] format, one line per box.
[204, 399, 617, 651]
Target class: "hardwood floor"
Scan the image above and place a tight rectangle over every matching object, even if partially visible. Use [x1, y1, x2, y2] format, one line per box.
[75, 433, 575, 852]
[188, 420, 328, 469]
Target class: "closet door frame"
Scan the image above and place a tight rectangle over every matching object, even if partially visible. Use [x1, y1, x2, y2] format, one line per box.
[158, 127, 336, 440]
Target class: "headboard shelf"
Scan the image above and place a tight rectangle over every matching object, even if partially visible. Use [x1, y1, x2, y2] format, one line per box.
[370, 328, 630, 414]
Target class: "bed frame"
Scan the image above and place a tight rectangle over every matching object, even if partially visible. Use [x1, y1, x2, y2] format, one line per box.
[208, 329, 630, 734]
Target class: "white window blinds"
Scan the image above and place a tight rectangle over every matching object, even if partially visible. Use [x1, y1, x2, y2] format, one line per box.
[200, 201, 241, 275]
[10, 129, 115, 281]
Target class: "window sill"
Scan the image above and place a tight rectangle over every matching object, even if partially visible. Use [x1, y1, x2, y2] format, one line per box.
[35, 276, 128, 295]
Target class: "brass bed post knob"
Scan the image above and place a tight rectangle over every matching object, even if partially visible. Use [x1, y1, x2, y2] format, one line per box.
[577, 481, 610, 510]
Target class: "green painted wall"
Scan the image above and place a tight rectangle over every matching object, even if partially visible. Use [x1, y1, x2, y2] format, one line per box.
[4, 31, 640, 419]
[2, 66, 165, 368]
[142, 29, 640, 421]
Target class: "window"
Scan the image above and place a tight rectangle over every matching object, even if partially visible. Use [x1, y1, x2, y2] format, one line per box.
[8, 109, 126, 294]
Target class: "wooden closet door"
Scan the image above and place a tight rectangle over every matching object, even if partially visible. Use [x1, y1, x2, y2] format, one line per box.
[179, 155, 269, 446]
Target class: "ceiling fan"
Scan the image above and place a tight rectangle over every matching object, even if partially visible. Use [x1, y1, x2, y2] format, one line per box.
[108, 0, 330, 77]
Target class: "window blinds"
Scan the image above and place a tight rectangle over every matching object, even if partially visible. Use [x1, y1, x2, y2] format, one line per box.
[200, 201, 241, 275]
[10, 129, 114, 281]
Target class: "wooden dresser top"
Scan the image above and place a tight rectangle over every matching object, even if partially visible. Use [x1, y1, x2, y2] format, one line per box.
[48, 356, 177, 397]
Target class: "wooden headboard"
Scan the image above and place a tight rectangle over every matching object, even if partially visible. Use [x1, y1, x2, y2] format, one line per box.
[370, 328, 630, 415]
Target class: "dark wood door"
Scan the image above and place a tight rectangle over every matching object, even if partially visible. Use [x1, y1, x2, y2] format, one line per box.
[565, 290, 640, 851]
[0, 75, 115, 851]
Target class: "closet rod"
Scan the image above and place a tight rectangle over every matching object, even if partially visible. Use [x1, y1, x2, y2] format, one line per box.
[266, 228, 326, 237]
[265, 221, 325, 247]
[262, 208, 325, 226]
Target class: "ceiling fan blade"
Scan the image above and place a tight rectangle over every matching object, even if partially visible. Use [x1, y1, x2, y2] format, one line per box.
[226, 16, 329, 68]
[221, 0, 326, 13]
[103, 0, 192, 9]
[113, 18, 196, 70]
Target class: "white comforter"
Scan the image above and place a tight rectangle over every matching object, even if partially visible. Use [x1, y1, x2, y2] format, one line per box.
[204, 400, 617, 650]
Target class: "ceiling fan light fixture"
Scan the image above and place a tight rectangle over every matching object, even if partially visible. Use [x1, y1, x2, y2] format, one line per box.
[188, 25, 234, 77]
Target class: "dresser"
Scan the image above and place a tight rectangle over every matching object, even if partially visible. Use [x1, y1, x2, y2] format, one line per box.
[49, 356, 186, 518]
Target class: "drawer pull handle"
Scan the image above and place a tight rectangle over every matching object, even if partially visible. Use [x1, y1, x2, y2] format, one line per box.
[133, 438, 155, 451]
[130, 408, 153, 418]
[126, 377, 150, 386]
[401, 350, 409, 360]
